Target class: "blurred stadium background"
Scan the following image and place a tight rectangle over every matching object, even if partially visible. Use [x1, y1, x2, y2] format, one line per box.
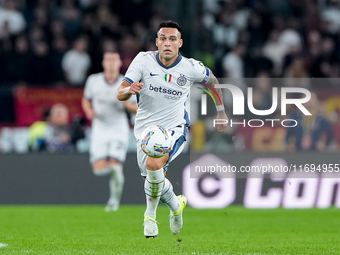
[0, 0, 339, 208]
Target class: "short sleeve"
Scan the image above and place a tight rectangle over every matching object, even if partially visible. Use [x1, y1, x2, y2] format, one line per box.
[83, 75, 93, 100]
[123, 52, 145, 84]
[191, 59, 210, 84]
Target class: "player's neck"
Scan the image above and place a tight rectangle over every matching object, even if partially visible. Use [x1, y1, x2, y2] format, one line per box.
[158, 54, 179, 67]
[105, 72, 118, 84]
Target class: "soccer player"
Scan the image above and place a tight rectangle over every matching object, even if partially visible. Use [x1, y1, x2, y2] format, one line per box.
[82, 52, 137, 212]
[117, 21, 228, 237]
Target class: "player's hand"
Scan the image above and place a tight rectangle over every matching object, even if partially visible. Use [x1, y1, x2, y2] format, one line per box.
[129, 82, 143, 95]
[216, 112, 228, 133]
[85, 109, 96, 120]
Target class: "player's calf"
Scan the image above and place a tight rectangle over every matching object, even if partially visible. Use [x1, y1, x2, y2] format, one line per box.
[143, 167, 164, 237]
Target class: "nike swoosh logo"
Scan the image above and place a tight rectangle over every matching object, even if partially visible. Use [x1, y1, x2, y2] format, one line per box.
[150, 73, 159, 76]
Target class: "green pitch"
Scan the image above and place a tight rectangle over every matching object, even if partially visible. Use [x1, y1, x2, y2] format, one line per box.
[0, 206, 339, 255]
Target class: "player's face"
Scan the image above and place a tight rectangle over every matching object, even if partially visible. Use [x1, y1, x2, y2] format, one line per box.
[102, 53, 122, 73]
[50, 106, 68, 126]
[156, 27, 183, 63]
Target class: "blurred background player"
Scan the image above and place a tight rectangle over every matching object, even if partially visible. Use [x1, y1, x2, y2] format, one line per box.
[82, 52, 137, 211]
[117, 21, 227, 237]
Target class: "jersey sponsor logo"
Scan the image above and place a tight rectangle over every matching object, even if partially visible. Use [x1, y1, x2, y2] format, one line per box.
[177, 74, 187, 86]
[164, 74, 172, 82]
[149, 84, 182, 96]
[163, 94, 180, 100]
[150, 72, 159, 76]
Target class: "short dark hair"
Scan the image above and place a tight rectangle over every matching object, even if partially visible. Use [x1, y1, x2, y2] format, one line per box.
[157, 20, 181, 34]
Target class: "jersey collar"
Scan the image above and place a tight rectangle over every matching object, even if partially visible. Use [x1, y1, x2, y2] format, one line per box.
[156, 52, 182, 69]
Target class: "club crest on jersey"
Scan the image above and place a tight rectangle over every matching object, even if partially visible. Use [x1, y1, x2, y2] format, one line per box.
[177, 74, 187, 86]
[164, 74, 172, 82]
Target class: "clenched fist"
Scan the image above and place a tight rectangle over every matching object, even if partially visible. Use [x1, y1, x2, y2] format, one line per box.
[129, 82, 144, 95]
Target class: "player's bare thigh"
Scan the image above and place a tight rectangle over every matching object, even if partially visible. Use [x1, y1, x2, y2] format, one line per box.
[146, 153, 169, 171]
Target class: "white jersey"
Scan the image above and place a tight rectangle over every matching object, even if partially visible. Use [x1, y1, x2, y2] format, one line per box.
[124, 51, 210, 139]
[84, 72, 135, 163]
[84, 72, 131, 132]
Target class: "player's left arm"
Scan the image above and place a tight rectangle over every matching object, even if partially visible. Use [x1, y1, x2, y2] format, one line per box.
[206, 69, 228, 132]
[122, 101, 138, 114]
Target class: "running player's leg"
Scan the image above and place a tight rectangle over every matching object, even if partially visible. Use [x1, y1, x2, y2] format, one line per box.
[106, 139, 127, 211]
[92, 159, 119, 211]
[160, 126, 188, 235]
[142, 154, 167, 238]
[160, 177, 181, 215]
[92, 159, 110, 176]
[160, 177, 187, 235]
[144, 155, 168, 219]
[108, 158, 124, 211]
[90, 134, 118, 211]
[137, 131, 186, 238]
[90, 137, 110, 176]
[136, 140, 164, 237]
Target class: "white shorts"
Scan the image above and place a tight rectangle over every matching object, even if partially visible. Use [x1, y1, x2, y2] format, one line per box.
[136, 125, 188, 177]
[90, 128, 128, 164]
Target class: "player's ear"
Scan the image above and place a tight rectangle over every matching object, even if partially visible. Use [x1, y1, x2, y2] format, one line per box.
[179, 39, 183, 48]
[155, 38, 158, 47]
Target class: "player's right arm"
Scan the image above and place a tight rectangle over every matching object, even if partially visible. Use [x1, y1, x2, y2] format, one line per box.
[82, 75, 96, 120]
[81, 97, 96, 120]
[117, 52, 145, 101]
[117, 80, 144, 101]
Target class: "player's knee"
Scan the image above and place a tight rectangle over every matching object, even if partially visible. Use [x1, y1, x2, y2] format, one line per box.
[108, 158, 121, 165]
[92, 167, 110, 176]
[146, 157, 166, 170]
